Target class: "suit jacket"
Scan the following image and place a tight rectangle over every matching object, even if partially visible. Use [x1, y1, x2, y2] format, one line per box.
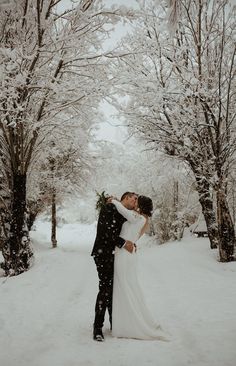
[91, 203, 126, 259]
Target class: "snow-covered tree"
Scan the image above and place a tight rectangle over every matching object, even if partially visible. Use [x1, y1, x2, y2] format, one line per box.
[28, 112, 96, 247]
[112, 0, 236, 261]
[0, 0, 126, 275]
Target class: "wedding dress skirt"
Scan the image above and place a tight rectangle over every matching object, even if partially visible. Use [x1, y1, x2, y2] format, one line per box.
[112, 247, 165, 340]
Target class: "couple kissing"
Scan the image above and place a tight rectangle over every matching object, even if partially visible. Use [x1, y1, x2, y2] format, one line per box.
[91, 191, 166, 342]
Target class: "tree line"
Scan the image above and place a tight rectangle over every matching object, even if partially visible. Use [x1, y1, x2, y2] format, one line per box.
[0, 0, 235, 277]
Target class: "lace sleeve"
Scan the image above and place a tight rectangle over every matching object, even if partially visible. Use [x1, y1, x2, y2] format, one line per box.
[111, 200, 140, 223]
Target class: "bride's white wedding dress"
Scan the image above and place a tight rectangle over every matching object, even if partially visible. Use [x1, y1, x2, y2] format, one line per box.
[111, 200, 165, 340]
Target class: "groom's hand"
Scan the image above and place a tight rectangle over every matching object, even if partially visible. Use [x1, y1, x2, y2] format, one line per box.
[107, 196, 118, 203]
[123, 240, 135, 253]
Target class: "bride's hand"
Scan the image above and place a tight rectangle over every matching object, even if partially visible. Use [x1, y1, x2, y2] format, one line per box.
[124, 241, 135, 253]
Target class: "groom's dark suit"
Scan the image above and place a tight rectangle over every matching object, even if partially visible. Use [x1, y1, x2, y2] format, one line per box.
[91, 202, 126, 330]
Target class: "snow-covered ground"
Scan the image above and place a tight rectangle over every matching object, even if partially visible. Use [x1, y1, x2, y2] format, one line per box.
[0, 220, 236, 366]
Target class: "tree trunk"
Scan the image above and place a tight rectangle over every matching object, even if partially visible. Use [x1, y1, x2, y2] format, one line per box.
[27, 199, 43, 231]
[1, 173, 33, 276]
[230, 180, 236, 227]
[195, 178, 218, 249]
[51, 188, 57, 248]
[216, 189, 235, 262]
[172, 180, 185, 240]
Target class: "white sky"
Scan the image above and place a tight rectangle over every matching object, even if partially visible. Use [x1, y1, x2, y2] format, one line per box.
[96, 1, 137, 144]
[58, 0, 137, 144]
[58, 0, 236, 143]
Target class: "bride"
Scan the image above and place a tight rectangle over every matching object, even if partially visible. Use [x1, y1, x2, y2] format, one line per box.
[110, 195, 166, 340]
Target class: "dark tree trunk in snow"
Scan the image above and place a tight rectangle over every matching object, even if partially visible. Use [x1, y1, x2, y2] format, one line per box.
[1, 173, 33, 276]
[195, 178, 218, 249]
[216, 190, 235, 262]
[51, 188, 57, 248]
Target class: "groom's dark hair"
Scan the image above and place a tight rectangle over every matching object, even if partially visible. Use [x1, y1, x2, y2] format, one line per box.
[120, 192, 137, 201]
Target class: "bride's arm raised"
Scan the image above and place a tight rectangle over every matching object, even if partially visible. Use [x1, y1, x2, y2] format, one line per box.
[111, 199, 139, 223]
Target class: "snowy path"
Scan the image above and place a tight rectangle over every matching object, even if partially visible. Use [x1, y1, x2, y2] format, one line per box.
[0, 222, 236, 366]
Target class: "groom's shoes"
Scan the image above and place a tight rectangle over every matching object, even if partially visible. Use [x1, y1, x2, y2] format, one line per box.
[93, 328, 104, 342]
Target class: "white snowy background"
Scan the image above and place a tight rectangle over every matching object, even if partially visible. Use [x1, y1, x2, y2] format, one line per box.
[0, 1, 236, 365]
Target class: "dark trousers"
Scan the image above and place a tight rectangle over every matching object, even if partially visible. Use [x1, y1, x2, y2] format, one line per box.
[93, 256, 114, 329]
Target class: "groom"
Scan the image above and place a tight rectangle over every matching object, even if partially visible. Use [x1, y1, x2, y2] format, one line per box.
[91, 191, 138, 341]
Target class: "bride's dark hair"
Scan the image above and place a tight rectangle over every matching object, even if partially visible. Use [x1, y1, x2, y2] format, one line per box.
[138, 196, 153, 217]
